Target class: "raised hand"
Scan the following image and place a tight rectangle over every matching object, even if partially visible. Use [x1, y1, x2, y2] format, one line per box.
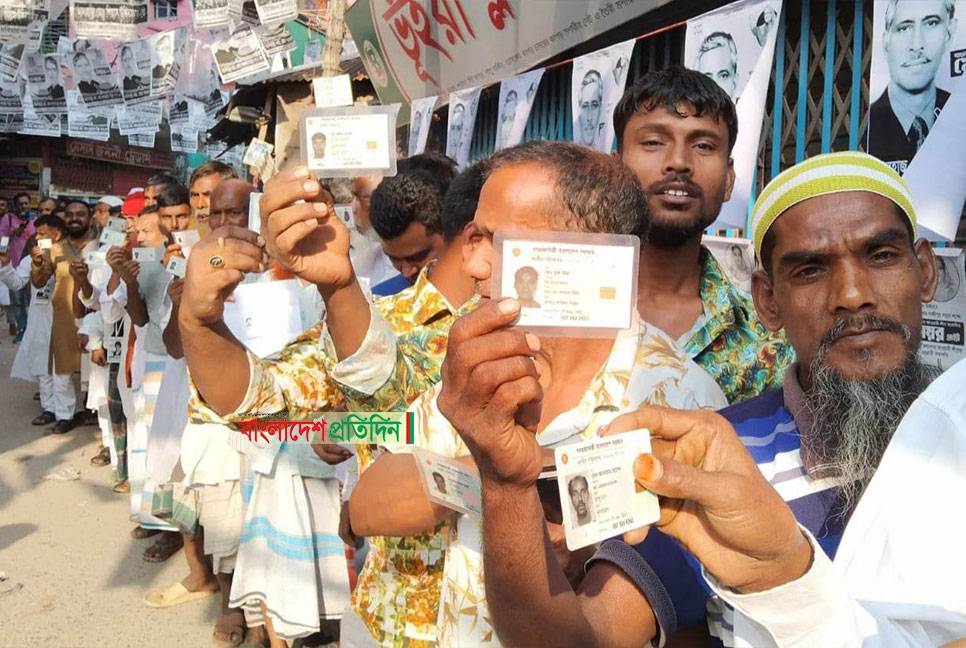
[437, 298, 544, 488]
[166, 277, 184, 309]
[90, 347, 107, 367]
[602, 406, 812, 594]
[181, 226, 265, 327]
[260, 166, 351, 294]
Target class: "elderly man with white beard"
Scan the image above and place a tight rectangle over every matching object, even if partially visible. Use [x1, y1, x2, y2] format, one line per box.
[449, 151, 953, 647]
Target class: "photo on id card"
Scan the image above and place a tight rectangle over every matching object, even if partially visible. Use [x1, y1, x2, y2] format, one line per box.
[412, 447, 482, 517]
[554, 428, 660, 551]
[299, 104, 399, 178]
[492, 230, 640, 338]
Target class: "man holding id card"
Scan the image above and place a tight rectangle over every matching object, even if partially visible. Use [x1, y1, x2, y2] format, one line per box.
[348, 142, 727, 647]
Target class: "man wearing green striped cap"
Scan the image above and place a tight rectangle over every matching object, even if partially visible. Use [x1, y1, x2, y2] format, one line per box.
[462, 151, 944, 647]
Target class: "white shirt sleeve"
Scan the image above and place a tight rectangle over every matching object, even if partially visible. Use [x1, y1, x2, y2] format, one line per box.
[79, 311, 104, 350]
[100, 281, 128, 325]
[321, 301, 398, 396]
[0, 256, 31, 292]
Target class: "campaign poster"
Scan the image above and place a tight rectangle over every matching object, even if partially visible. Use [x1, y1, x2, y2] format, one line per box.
[570, 38, 634, 152]
[444, 85, 480, 169]
[407, 94, 435, 156]
[920, 246, 966, 371]
[495, 67, 543, 151]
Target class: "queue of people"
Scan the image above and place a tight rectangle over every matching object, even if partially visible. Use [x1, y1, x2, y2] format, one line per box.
[2, 65, 964, 647]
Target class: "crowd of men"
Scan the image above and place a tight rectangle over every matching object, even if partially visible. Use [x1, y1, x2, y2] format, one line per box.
[2, 65, 964, 647]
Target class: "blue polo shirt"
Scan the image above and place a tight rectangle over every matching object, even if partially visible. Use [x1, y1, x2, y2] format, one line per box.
[588, 388, 845, 646]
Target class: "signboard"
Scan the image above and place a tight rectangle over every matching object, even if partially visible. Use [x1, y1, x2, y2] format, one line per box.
[64, 139, 175, 169]
[0, 158, 43, 200]
[344, 0, 672, 104]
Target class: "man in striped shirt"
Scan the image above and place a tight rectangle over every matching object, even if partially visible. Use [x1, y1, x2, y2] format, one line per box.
[450, 151, 942, 647]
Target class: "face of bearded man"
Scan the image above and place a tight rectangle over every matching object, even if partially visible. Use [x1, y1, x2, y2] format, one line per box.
[801, 314, 937, 516]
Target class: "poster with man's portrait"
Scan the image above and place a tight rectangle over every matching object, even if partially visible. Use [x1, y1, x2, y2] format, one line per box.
[118, 38, 151, 105]
[919, 246, 966, 370]
[703, 235, 755, 293]
[495, 68, 543, 151]
[67, 40, 123, 108]
[570, 38, 635, 153]
[408, 94, 435, 157]
[685, 0, 783, 231]
[22, 51, 66, 114]
[445, 85, 481, 170]
[149, 28, 185, 99]
[869, 0, 966, 241]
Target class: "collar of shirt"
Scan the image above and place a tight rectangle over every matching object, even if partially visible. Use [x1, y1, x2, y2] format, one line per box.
[682, 247, 745, 358]
[888, 84, 938, 133]
[781, 362, 814, 438]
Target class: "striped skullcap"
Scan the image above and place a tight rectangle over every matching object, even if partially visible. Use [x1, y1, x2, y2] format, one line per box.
[751, 151, 916, 262]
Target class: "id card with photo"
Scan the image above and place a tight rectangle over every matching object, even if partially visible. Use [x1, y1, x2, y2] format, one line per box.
[107, 216, 127, 232]
[172, 229, 200, 249]
[554, 428, 659, 551]
[165, 255, 187, 278]
[299, 104, 400, 178]
[106, 335, 124, 363]
[412, 448, 482, 517]
[100, 229, 126, 248]
[132, 247, 160, 264]
[37, 238, 53, 252]
[84, 250, 107, 267]
[492, 230, 640, 338]
[0, 236, 8, 255]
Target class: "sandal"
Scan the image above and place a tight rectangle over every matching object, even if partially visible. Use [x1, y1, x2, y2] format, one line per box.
[32, 411, 55, 426]
[90, 446, 111, 466]
[142, 533, 184, 563]
[131, 525, 160, 540]
[212, 610, 247, 647]
[113, 480, 130, 493]
[143, 581, 216, 608]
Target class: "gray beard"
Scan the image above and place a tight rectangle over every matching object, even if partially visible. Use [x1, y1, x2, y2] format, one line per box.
[801, 352, 935, 518]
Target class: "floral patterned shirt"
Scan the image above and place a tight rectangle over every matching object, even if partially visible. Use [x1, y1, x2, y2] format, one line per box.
[388, 316, 728, 647]
[683, 249, 795, 404]
[188, 267, 469, 647]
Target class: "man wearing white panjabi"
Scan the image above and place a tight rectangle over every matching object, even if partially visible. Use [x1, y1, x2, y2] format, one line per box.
[3, 217, 62, 423]
[181, 180, 346, 645]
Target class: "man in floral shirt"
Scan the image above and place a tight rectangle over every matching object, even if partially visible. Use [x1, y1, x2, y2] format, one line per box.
[616, 67, 794, 403]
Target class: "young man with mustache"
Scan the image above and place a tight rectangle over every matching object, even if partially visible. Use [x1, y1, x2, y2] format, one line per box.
[450, 151, 944, 647]
[616, 67, 794, 404]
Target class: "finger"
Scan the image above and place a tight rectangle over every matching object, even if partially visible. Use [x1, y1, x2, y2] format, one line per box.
[260, 166, 324, 217]
[488, 375, 543, 421]
[621, 526, 651, 546]
[271, 218, 323, 256]
[450, 329, 539, 371]
[448, 298, 526, 347]
[264, 202, 328, 242]
[632, 453, 747, 513]
[204, 225, 261, 249]
[466, 355, 539, 402]
[602, 405, 717, 442]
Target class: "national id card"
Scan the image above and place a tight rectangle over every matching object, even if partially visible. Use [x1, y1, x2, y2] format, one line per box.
[492, 230, 640, 338]
[554, 429, 659, 551]
[412, 448, 482, 517]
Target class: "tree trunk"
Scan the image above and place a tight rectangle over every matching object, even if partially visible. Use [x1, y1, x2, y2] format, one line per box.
[321, 0, 347, 78]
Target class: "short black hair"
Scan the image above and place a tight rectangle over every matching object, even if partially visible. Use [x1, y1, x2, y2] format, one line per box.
[613, 66, 738, 154]
[441, 160, 486, 242]
[156, 183, 189, 208]
[13, 192, 30, 203]
[370, 172, 445, 240]
[189, 161, 237, 188]
[35, 214, 67, 234]
[146, 173, 180, 188]
[65, 199, 91, 213]
[397, 152, 458, 196]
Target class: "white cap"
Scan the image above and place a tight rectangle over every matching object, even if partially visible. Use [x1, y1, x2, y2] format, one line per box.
[98, 196, 123, 208]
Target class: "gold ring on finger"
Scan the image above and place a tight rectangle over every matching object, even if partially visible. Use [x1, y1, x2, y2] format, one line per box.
[208, 255, 226, 268]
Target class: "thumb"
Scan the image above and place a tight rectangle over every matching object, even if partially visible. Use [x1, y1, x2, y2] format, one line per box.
[633, 453, 732, 511]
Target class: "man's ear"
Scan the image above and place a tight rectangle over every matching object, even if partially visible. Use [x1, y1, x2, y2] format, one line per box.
[723, 157, 736, 203]
[751, 269, 784, 332]
[914, 238, 939, 304]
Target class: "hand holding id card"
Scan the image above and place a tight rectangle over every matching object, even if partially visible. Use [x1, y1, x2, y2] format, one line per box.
[554, 428, 659, 551]
[492, 230, 640, 338]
